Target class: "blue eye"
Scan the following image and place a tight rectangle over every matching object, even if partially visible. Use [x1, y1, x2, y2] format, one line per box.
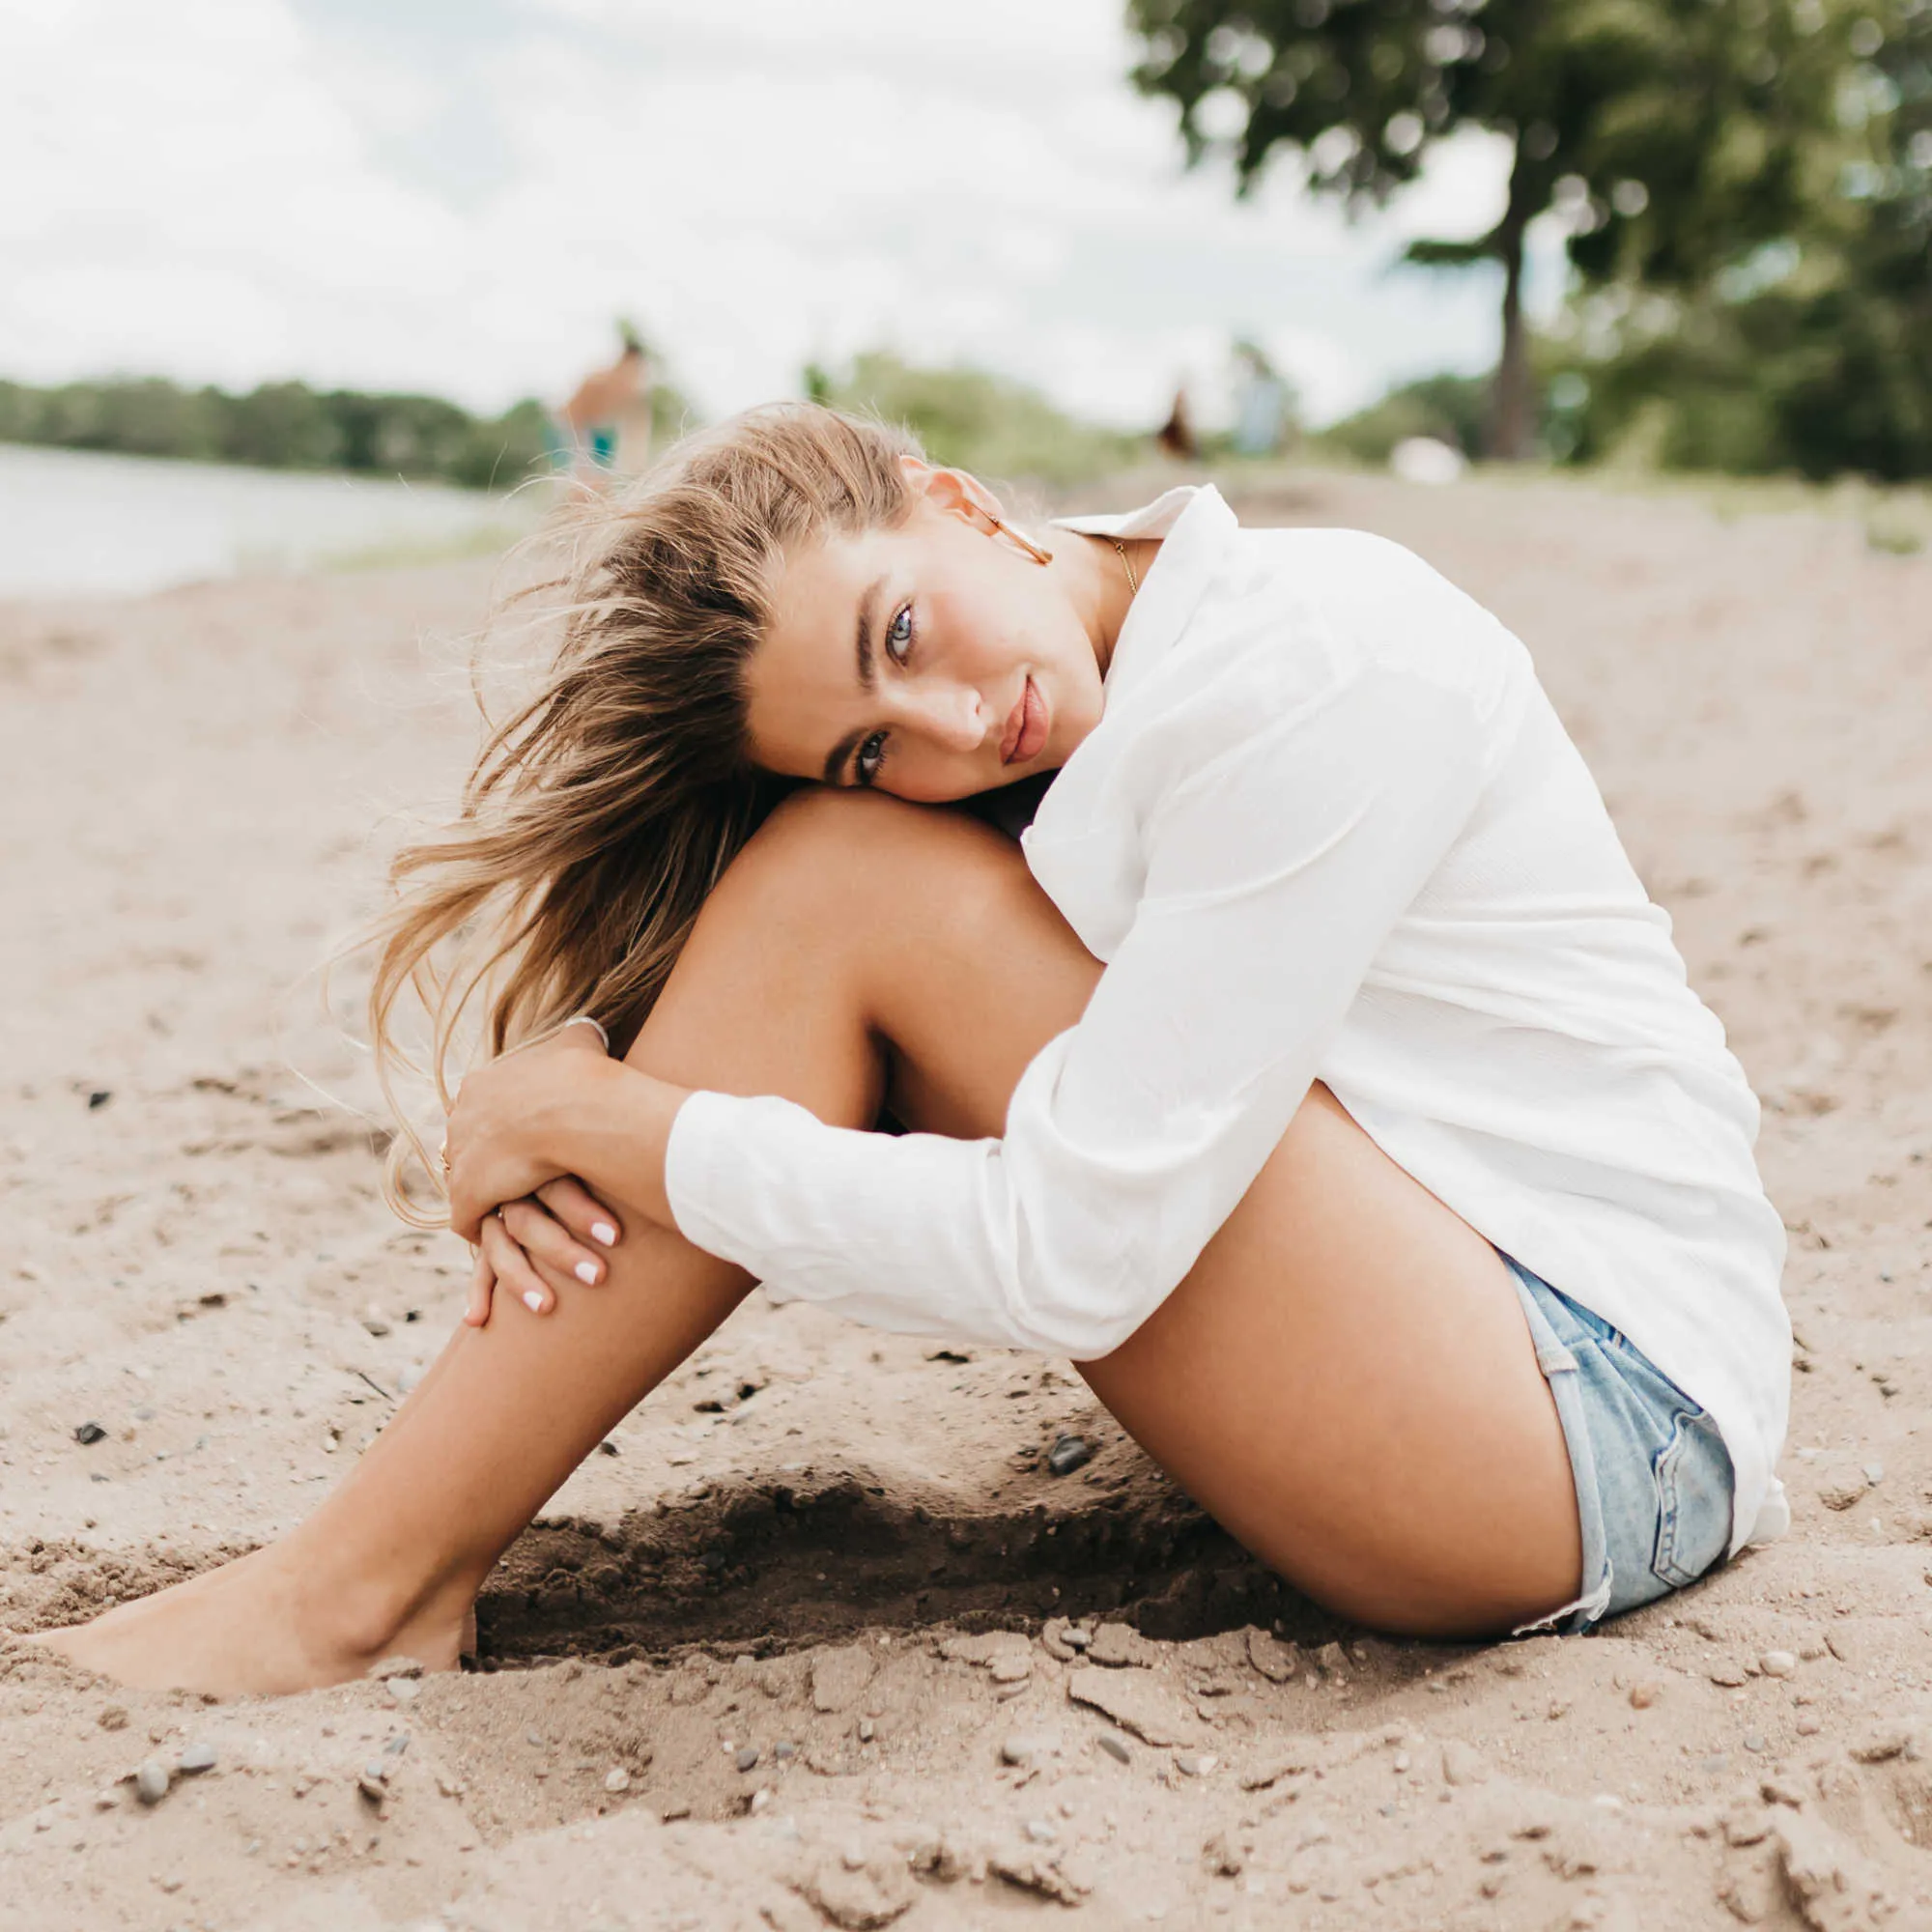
[886, 604, 913, 664]
[855, 730, 888, 785]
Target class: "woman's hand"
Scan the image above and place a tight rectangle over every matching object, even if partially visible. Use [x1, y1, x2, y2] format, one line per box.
[466, 1177, 622, 1324]
[443, 1022, 625, 1323]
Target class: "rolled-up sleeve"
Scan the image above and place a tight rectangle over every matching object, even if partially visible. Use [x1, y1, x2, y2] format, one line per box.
[664, 664, 1485, 1356]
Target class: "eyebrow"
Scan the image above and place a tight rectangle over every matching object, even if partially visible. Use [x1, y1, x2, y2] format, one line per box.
[820, 573, 888, 785]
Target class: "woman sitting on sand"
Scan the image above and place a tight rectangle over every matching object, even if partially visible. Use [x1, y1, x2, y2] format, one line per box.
[40, 406, 1790, 1696]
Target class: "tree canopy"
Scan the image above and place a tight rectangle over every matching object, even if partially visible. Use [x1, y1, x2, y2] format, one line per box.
[1127, 0, 1861, 456]
[1551, 0, 1932, 478]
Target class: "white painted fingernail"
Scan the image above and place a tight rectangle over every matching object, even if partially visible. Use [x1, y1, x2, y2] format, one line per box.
[523, 1290, 544, 1314]
[575, 1261, 598, 1286]
[590, 1222, 617, 1247]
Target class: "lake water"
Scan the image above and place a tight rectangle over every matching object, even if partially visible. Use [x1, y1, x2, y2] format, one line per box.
[0, 443, 536, 599]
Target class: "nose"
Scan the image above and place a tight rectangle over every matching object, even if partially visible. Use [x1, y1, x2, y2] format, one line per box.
[900, 680, 986, 754]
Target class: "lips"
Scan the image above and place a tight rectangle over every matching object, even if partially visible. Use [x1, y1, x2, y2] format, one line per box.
[1001, 675, 1048, 766]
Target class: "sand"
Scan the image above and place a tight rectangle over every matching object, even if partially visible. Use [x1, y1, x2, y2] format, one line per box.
[2, 468, 1930, 1931]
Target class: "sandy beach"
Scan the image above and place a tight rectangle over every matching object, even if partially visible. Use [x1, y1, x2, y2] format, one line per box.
[4, 468, 1931, 1931]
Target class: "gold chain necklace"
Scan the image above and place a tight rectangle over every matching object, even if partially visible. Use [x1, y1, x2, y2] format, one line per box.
[1109, 536, 1139, 596]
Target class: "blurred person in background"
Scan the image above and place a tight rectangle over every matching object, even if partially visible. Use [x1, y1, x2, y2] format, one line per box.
[1154, 382, 1198, 462]
[549, 321, 653, 487]
[1231, 340, 1293, 459]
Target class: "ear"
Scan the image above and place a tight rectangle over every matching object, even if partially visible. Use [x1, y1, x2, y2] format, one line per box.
[898, 456, 1001, 526]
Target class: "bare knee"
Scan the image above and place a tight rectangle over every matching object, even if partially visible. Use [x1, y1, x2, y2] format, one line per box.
[713, 785, 1034, 942]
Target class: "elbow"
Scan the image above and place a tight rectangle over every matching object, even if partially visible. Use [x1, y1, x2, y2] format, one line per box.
[1007, 1280, 1164, 1364]
[1063, 1307, 1155, 1363]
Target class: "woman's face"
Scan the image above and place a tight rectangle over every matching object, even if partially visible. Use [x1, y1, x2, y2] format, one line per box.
[745, 467, 1109, 804]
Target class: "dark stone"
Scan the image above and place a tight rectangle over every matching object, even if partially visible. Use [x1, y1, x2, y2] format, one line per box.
[87, 1091, 112, 1110]
[735, 1747, 759, 1773]
[1096, 1734, 1132, 1765]
[73, 1422, 107, 1445]
[1046, 1435, 1094, 1477]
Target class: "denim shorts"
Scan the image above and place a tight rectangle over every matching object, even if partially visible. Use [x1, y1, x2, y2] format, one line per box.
[1504, 1256, 1735, 1634]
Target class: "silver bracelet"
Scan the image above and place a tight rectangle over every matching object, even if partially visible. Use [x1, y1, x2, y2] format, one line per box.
[561, 1012, 611, 1052]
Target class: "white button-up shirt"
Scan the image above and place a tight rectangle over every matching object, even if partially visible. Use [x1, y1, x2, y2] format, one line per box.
[666, 485, 1790, 1555]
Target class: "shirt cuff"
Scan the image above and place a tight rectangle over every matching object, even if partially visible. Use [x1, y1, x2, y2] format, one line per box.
[662, 1086, 767, 1271]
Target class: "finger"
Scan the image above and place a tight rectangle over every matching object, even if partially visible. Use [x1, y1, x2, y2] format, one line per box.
[447, 1181, 486, 1247]
[464, 1247, 495, 1328]
[534, 1176, 624, 1252]
[479, 1212, 575, 1317]
[500, 1194, 607, 1289]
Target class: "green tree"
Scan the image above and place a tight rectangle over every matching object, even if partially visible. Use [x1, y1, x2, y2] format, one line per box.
[1317, 369, 1491, 463]
[1126, 0, 1859, 458]
[1549, 0, 1931, 478]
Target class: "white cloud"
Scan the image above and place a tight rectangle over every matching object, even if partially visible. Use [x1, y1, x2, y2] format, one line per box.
[0, 0, 1551, 433]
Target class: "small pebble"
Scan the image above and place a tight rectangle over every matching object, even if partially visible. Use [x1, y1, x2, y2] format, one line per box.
[858, 1719, 875, 1744]
[1174, 1752, 1218, 1777]
[87, 1090, 112, 1110]
[1864, 1462, 1886, 1484]
[73, 1422, 107, 1446]
[1630, 1682, 1662, 1710]
[1796, 1714, 1823, 1736]
[1046, 1434, 1094, 1477]
[774, 1742, 796, 1760]
[604, 1768, 631, 1794]
[178, 1743, 217, 1776]
[357, 1767, 389, 1805]
[1096, 1734, 1131, 1765]
[1758, 1650, 1798, 1679]
[133, 1760, 172, 1806]
[1087, 1623, 1144, 1668]
[1025, 1818, 1058, 1843]
[735, 1747, 759, 1773]
[386, 1678, 419, 1705]
[1743, 1732, 1768, 1753]
[1002, 1735, 1045, 1768]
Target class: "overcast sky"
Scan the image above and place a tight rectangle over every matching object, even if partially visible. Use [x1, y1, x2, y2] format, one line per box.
[2, 0, 1567, 432]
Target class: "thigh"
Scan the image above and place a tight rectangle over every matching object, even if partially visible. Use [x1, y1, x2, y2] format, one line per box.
[1079, 1089, 1581, 1637]
[864, 818, 1578, 1636]
[669, 790, 1581, 1636]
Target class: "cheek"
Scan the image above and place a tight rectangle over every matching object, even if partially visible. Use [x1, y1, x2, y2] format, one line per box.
[928, 573, 1037, 676]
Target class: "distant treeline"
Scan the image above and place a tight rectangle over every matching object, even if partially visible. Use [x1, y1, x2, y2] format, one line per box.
[0, 377, 554, 491]
[807, 352, 1148, 488]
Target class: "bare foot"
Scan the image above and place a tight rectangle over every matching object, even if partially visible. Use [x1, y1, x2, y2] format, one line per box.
[24, 1545, 472, 1699]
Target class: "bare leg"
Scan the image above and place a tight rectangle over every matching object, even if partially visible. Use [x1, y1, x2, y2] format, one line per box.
[33, 788, 1577, 1693]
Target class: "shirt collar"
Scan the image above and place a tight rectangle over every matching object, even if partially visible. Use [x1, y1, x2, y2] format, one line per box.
[1052, 484, 1240, 706]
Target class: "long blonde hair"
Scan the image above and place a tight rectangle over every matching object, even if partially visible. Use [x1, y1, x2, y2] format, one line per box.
[370, 402, 921, 1218]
